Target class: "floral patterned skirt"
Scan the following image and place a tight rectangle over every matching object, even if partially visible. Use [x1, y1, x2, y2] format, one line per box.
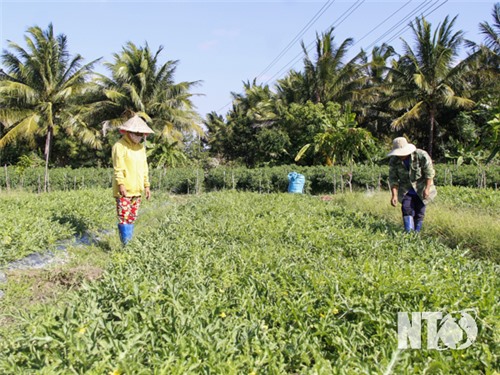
[116, 196, 142, 224]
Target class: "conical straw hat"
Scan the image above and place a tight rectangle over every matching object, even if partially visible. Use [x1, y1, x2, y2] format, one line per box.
[118, 115, 155, 134]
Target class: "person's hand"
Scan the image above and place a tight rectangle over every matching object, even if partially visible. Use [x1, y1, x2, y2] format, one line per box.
[119, 184, 127, 197]
[145, 186, 151, 200]
[391, 196, 398, 207]
[423, 187, 430, 200]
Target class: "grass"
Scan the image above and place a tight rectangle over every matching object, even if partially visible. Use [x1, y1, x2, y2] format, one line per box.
[0, 189, 178, 331]
[0, 189, 498, 374]
[0, 189, 115, 265]
[328, 187, 500, 262]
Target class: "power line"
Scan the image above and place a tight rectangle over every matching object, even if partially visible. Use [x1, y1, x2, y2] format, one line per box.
[216, 0, 449, 114]
[218, 0, 337, 113]
[363, 0, 435, 51]
[265, 0, 444, 86]
[351, 0, 413, 48]
[256, 0, 336, 81]
[264, 0, 366, 86]
[384, 0, 449, 46]
[332, 0, 366, 29]
[364, 0, 441, 51]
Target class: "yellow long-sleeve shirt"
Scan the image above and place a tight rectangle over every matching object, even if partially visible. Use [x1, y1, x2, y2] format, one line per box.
[112, 135, 150, 198]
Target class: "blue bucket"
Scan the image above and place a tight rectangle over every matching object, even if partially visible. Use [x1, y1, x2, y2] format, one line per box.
[288, 172, 305, 193]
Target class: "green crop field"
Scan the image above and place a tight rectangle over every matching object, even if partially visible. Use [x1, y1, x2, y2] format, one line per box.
[0, 189, 115, 265]
[0, 188, 499, 374]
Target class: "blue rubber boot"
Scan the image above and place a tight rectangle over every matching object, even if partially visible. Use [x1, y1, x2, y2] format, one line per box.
[403, 216, 414, 232]
[118, 223, 134, 245]
[415, 220, 423, 232]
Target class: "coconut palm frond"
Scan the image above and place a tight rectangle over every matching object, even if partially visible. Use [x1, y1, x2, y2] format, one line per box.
[391, 101, 425, 130]
[0, 113, 40, 147]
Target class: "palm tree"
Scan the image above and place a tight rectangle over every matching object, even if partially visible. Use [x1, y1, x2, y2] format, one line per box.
[0, 24, 100, 191]
[93, 42, 202, 143]
[479, 2, 500, 56]
[386, 16, 475, 157]
[224, 80, 283, 165]
[275, 70, 309, 105]
[464, 3, 499, 102]
[230, 80, 280, 125]
[301, 28, 365, 105]
[203, 111, 228, 158]
[356, 44, 397, 135]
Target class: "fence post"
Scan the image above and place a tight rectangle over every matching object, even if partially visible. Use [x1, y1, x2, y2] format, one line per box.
[347, 172, 353, 193]
[445, 168, 453, 186]
[196, 169, 200, 194]
[477, 169, 486, 189]
[4, 165, 10, 191]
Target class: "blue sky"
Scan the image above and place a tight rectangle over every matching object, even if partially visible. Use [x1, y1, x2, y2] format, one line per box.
[0, 0, 495, 120]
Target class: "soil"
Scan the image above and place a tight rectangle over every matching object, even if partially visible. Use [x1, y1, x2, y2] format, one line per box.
[4, 265, 104, 304]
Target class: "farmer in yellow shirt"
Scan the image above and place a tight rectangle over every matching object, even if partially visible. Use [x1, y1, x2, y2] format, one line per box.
[112, 115, 154, 244]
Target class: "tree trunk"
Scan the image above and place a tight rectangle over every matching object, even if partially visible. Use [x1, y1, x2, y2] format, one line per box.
[428, 109, 435, 158]
[44, 126, 53, 192]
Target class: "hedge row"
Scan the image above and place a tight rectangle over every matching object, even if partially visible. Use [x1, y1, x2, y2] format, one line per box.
[0, 164, 498, 194]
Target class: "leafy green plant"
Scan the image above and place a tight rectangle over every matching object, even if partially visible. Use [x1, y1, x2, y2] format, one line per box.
[295, 104, 376, 166]
[0, 191, 498, 373]
[0, 189, 115, 265]
[146, 139, 188, 169]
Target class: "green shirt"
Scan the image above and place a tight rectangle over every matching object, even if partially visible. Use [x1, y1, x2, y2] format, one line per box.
[389, 149, 437, 205]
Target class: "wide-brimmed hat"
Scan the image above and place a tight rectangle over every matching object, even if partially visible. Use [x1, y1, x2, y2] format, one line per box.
[118, 115, 155, 134]
[387, 137, 416, 156]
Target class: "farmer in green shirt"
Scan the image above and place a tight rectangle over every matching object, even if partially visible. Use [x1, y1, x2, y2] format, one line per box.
[112, 115, 154, 244]
[388, 137, 437, 232]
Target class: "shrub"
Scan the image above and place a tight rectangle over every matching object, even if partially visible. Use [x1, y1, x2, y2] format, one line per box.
[0, 163, 498, 194]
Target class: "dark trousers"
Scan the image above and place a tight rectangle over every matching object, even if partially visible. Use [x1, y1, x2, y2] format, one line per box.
[401, 193, 426, 223]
